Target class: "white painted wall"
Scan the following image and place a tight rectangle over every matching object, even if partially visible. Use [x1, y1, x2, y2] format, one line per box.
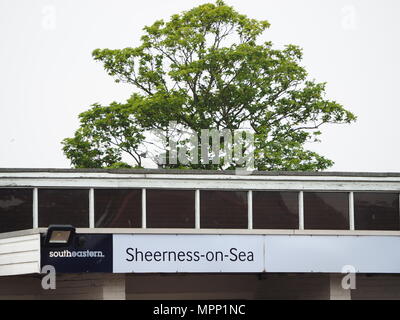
[0, 234, 40, 276]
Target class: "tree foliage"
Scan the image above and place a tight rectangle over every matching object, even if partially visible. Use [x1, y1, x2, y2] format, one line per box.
[62, 0, 356, 170]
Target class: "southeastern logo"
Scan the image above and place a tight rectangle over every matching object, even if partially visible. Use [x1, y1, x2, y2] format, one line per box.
[49, 249, 105, 258]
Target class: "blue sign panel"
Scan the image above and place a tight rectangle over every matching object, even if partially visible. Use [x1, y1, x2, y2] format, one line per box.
[41, 234, 113, 273]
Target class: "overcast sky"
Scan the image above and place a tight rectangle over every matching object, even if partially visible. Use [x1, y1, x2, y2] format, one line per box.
[0, 0, 399, 171]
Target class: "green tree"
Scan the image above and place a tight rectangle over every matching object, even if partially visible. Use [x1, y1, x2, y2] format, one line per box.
[62, 0, 356, 170]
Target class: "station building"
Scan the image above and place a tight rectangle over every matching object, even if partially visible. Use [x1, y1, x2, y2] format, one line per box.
[1, 168, 400, 300]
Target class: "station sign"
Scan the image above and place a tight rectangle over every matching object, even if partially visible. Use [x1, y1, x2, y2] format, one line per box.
[113, 234, 264, 273]
[41, 234, 400, 274]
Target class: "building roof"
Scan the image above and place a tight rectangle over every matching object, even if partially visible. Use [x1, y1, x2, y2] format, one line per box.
[1, 168, 400, 177]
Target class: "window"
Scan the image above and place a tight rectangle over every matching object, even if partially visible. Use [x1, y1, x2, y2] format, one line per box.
[304, 192, 349, 230]
[200, 191, 247, 229]
[354, 192, 399, 230]
[253, 191, 298, 229]
[39, 189, 89, 227]
[0, 188, 32, 233]
[95, 189, 141, 228]
[147, 190, 195, 228]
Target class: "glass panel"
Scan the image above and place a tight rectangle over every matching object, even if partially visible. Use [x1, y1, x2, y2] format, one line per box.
[147, 190, 195, 228]
[39, 189, 89, 227]
[354, 192, 399, 230]
[95, 189, 141, 228]
[200, 191, 247, 229]
[0, 188, 33, 233]
[253, 191, 298, 229]
[304, 192, 349, 230]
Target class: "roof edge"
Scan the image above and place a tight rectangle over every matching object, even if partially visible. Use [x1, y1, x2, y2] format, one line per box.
[1, 168, 400, 177]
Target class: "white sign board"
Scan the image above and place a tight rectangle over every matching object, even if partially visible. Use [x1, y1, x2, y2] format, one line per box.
[113, 234, 264, 273]
[264, 235, 400, 273]
[112, 234, 400, 273]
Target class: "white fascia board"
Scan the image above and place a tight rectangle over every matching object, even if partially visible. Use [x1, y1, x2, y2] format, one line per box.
[2, 171, 400, 191]
[1, 177, 400, 191]
[3, 171, 400, 182]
